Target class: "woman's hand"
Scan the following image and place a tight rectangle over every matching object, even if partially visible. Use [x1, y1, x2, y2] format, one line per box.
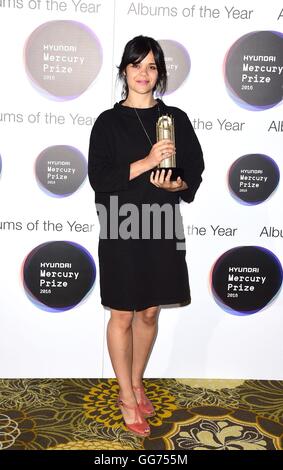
[144, 139, 175, 170]
[150, 169, 188, 192]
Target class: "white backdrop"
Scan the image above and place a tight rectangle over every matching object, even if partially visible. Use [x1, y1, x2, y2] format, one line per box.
[0, 0, 282, 379]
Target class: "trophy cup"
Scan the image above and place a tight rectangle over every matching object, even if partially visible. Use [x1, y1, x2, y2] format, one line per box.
[154, 115, 183, 181]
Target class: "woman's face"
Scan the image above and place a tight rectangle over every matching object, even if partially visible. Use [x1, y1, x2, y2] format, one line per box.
[124, 50, 159, 98]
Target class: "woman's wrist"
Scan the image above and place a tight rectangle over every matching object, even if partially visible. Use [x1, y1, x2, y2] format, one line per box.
[142, 155, 155, 171]
[130, 157, 152, 180]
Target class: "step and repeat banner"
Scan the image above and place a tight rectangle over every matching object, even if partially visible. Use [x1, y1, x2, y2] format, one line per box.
[0, 0, 282, 378]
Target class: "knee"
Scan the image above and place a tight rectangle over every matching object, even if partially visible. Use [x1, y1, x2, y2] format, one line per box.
[137, 307, 159, 326]
[110, 311, 134, 331]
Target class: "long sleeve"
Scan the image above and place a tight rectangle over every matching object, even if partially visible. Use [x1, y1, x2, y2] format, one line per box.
[178, 112, 204, 203]
[88, 114, 130, 193]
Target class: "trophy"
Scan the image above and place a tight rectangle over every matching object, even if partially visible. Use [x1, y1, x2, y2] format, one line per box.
[154, 115, 183, 181]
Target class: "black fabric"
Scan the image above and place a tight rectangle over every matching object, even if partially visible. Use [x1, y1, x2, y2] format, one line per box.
[88, 99, 204, 311]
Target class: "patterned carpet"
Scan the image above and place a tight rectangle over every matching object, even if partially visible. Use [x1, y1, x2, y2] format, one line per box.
[0, 379, 282, 451]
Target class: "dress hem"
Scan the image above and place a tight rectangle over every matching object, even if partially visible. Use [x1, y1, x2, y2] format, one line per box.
[101, 297, 191, 312]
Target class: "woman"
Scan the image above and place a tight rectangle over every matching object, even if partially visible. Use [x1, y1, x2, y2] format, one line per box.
[88, 35, 204, 437]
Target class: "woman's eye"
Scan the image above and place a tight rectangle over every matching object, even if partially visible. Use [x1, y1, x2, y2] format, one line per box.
[132, 63, 140, 68]
[150, 66, 157, 70]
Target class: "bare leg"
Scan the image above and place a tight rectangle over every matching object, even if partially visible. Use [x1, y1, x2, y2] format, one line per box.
[107, 309, 143, 424]
[132, 306, 160, 389]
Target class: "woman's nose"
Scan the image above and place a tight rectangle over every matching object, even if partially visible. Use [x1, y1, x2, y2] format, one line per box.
[139, 67, 148, 76]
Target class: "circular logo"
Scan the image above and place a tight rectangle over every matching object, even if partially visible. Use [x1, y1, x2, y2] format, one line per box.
[211, 246, 282, 315]
[224, 31, 283, 110]
[22, 241, 96, 311]
[158, 39, 191, 94]
[35, 145, 87, 197]
[228, 154, 280, 204]
[24, 20, 103, 100]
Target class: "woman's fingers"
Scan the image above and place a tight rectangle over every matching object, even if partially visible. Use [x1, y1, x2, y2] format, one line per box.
[170, 177, 183, 188]
[165, 169, 172, 182]
[150, 169, 183, 191]
[155, 140, 175, 158]
[154, 169, 160, 185]
[161, 145, 175, 155]
[159, 169, 166, 184]
[150, 171, 157, 186]
[151, 169, 160, 187]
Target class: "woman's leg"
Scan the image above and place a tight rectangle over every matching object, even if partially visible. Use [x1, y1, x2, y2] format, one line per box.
[131, 306, 160, 388]
[107, 309, 134, 400]
[107, 309, 144, 425]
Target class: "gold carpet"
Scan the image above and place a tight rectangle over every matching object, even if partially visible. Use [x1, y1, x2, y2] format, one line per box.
[0, 379, 282, 450]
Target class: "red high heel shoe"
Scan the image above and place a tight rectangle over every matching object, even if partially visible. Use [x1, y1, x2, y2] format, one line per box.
[133, 385, 155, 418]
[117, 398, 151, 437]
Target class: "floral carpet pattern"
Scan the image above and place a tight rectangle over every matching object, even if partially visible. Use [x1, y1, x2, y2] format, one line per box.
[0, 379, 282, 450]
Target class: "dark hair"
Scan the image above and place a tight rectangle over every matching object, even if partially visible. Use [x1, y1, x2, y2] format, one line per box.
[118, 35, 167, 98]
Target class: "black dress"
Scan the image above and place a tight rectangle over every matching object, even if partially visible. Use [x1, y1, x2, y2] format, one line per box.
[88, 98, 204, 311]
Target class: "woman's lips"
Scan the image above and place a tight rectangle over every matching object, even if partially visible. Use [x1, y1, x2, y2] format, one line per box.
[136, 80, 149, 84]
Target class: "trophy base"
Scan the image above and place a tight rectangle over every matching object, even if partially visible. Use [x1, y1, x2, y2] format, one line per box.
[152, 167, 184, 181]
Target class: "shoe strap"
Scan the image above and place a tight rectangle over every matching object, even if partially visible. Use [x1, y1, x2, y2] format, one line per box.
[118, 399, 145, 424]
[133, 385, 145, 393]
[117, 399, 138, 411]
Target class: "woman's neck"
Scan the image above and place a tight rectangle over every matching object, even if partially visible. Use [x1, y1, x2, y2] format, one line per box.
[122, 94, 157, 109]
